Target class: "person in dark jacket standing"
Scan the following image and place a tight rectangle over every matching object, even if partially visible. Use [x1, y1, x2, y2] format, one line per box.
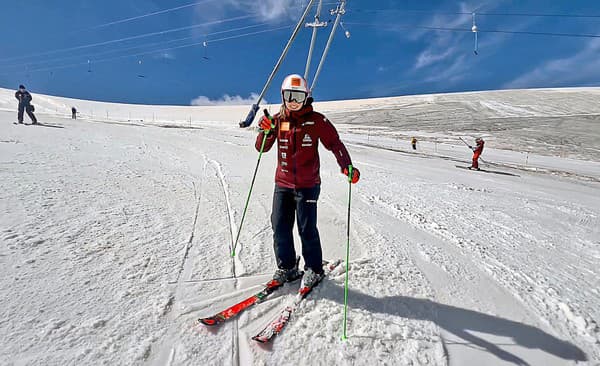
[255, 74, 360, 288]
[15, 85, 38, 124]
[71, 107, 77, 119]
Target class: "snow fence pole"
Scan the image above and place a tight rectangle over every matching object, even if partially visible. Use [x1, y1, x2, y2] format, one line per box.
[342, 164, 352, 340]
[231, 110, 274, 257]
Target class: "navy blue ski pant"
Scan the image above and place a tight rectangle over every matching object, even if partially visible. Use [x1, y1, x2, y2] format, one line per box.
[18, 104, 37, 123]
[272, 184, 323, 273]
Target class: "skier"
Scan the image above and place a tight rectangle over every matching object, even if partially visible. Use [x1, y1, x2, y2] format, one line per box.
[15, 84, 38, 125]
[469, 137, 485, 170]
[256, 74, 360, 289]
[71, 107, 77, 119]
[411, 136, 417, 150]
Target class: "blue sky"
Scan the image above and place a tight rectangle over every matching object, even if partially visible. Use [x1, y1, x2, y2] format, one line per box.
[1, 0, 599, 105]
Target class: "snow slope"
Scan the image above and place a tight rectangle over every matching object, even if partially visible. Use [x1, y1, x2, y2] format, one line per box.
[0, 87, 598, 365]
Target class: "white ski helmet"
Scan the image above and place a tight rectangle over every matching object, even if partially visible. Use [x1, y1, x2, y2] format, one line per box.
[281, 74, 310, 105]
[281, 74, 309, 94]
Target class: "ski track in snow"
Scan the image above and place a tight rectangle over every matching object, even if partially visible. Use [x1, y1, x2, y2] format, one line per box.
[1, 87, 599, 366]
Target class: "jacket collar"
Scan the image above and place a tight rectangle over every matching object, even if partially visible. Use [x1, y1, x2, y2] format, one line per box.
[283, 104, 313, 122]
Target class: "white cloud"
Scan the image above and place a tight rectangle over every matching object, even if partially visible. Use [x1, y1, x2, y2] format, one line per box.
[415, 46, 457, 69]
[194, 0, 301, 25]
[154, 52, 176, 60]
[253, 0, 300, 20]
[191, 0, 301, 40]
[409, 1, 521, 71]
[411, 3, 472, 70]
[406, 0, 541, 88]
[424, 54, 469, 84]
[190, 93, 267, 106]
[504, 39, 600, 89]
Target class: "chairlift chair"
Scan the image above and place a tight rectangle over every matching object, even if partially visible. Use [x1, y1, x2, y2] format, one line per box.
[202, 41, 210, 60]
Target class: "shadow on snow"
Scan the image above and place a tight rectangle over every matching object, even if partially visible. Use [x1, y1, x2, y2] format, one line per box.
[322, 284, 587, 365]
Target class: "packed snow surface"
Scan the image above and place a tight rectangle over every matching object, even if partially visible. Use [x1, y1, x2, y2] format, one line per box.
[1, 87, 599, 365]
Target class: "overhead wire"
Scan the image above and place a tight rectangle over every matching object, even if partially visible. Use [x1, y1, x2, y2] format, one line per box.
[7, 4, 600, 78]
[0, 22, 271, 72]
[9, 25, 294, 75]
[344, 22, 600, 39]
[0, 14, 255, 64]
[86, 0, 219, 30]
[346, 8, 600, 18]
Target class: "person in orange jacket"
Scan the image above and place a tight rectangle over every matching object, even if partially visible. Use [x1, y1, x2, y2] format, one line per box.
[255, 74, 360, 288]
[469, 137, 484, 170]
[411, 137, 417, 150]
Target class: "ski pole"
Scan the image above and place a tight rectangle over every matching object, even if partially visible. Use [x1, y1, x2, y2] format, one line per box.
[342, 164, 352, 341]
[231, 109, 274, 257]
[239, 0, 316, 128]
[459, 137, 471, 148]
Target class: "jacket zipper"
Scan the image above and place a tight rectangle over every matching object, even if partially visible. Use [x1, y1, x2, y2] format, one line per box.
[291, 125, 297, 187]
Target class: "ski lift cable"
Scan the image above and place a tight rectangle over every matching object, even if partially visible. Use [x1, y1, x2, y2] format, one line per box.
[5, 25, 293, 76]
[0, 22, 271, 72]
[346, 8, 600, 19]
[343, 22, 600, 39]
[202, 25, 293, 44]
[86, 0, 219, 30]
[482, 29, 600, 38]
[468, 11, 600, 18]
[0, 15, 256, 64]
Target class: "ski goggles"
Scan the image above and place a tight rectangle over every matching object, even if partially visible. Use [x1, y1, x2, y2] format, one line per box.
[282, 90, 308, 103]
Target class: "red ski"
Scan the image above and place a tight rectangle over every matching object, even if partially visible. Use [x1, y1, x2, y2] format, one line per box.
[198, 279, 284, 326]
[252, 260, 342, 343]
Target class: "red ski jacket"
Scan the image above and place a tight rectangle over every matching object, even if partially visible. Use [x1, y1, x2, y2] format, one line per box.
[255, 104, 352, 189]
[473, 141, 484, 156]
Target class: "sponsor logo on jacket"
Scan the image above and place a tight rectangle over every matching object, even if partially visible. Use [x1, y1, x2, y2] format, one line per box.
[302, 134, 313, 147]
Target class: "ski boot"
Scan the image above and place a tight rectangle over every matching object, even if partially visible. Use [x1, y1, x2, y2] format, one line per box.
[300, 267, 325, 289]
[272, 267, 303, 284]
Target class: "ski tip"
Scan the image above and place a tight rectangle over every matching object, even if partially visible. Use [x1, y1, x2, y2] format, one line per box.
[198, 317, 218, 326]
[252, 335, 268, 343]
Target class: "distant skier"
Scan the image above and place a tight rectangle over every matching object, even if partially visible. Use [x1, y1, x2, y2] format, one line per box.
[411, 136, 417, 150]
[71, 107, 77, 119]
[469, 137, 485, 170]
[15, 84, 38, 125]
[256, 74, 360, 289]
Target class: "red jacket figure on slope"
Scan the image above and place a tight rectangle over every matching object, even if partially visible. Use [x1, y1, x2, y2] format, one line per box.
[255, 74, 360, 289]
[470, 137, 485, 170]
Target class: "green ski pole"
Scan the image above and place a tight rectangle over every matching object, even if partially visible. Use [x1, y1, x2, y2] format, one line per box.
[231, 109, 273, 257]
[342, 165, 352, 340]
